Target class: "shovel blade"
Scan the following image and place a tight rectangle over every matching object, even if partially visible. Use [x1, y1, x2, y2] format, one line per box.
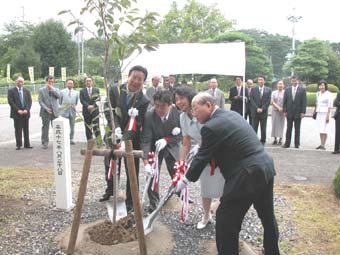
[106, 199, 127, 222]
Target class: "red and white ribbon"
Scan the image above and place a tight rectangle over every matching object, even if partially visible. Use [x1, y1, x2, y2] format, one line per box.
[126, 116, 137, 131]
[173, 160, 189, 223]
[151, 151, 160, 192]
[107, 159, 115, 181]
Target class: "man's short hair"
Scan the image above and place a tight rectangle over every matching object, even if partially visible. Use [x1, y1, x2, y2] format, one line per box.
[291, 75, 299, 80]
[257, 74, 266, 80]
[234, 76, 243, 81]
[153, 89, 172, 105]
[66, 78, 75, 84]
[84, 75, 92, 82]
[128, 65, 148, 81]
[196, 92, 216, 106]
[46, 75, 54, 81]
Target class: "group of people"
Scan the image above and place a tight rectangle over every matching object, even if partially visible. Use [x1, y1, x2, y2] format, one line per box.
[97, 66, 279, 254]
[228, 75, 340, 153]
[9, 65, 340, 254]
[8, 75, 103, 150]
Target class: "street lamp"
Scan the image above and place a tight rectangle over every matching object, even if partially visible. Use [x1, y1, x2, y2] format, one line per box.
[287, 8, 302, 76]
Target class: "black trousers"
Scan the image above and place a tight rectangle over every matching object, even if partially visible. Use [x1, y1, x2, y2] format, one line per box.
[252, 114, 268, 144]
[245, 109, 252, 126]
[13, 117, 30, 147]
[147, 150, 176, 210]
[285, 117, 301, 147]
[216, 177, 280, 255]
[84, 114, 102, 143]
[334, 117, 340, 151]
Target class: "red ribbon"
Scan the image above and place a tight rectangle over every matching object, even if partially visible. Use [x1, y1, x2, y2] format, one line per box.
[165, 136, 171, 143]
[148, 152, 155, 164]
[210, 159, 216, 176]
[126, 116, 137, 131]
[108, 159, 115, 181]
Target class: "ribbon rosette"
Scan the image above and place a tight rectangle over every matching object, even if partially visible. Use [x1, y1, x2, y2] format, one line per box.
[126, 107, 138, 131]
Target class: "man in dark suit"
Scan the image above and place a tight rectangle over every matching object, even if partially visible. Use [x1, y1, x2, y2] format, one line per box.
[108, 65, 150, 212]
[282, 76, 307, 149]
[175, 92, 280, 255]
[141, 90, 182, 213]
[229, 76, 248, 116]
[145, 75, 161, 110]
[80, 76, 102, 145]
[8, 77, 33, 150]
[38, 75, 60, 149]
[250, 75, 272, 145]
[333, 91, 340, 154]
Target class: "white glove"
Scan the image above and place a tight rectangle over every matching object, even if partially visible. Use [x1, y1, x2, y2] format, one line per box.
[171, 127, 181, 136]
[144, 164, 153, 177]
[128, 107, 139, 117]
[175, 176, 188, 193]
[191, 144, 200, 156]
[115, 127, 122, 140]
[155, 138, 167, 152]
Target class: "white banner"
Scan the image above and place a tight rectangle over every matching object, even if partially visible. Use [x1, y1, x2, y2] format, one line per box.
[6, 64, 10, 82]
[28, 66, 34, 83]
[61, 67, 66, 81]
[49, 66, 54, 76]
[122, 42, 246, 77]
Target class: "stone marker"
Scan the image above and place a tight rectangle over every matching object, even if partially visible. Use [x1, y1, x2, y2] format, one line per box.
[53, 117, 73, 210]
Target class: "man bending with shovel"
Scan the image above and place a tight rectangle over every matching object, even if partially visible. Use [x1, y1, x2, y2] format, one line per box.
[141, 90, 182, 214]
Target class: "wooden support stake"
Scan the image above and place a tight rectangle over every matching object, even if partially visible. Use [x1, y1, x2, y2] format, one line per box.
[80, 148, 143, 158]
[125, 140, 147, 255]
[67, 139, 96, 254]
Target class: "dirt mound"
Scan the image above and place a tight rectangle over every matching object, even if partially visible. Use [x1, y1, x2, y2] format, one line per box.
[88, 213, 137, 245]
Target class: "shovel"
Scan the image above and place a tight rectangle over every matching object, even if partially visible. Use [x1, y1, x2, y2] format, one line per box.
[143, 184, 176, 235]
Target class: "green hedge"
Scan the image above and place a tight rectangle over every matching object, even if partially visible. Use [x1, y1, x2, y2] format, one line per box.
[307, 83, 339, 93]
[307, 93, 316, 107]
[333, 166, 340, 198]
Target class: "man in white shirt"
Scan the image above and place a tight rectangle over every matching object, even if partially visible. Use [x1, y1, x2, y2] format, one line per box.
[60, 79, 79, 144]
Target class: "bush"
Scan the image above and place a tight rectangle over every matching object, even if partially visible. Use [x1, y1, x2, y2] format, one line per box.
[333, 166, 340, 198]
[307, 83, 339, 93]
[307, 92, 317, 107]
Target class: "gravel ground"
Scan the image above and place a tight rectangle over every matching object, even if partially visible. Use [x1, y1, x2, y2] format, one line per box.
[0, 144, 297, 255]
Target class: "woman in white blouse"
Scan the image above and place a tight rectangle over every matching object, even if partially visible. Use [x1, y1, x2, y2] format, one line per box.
[315, 80, 333, 150]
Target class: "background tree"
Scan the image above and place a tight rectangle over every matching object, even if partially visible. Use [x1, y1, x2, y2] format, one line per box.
[288, 39, 329, 83]
[31, 19, 77, 77]
[239, 29, 292, 79]
[157, 0, 233, 43]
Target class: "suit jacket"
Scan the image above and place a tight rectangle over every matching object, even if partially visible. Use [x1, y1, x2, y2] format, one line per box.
[38, 86, 60, 118]
[283, 86, 307, 119]
[334, 92, 340, 113]
[229, 86, 248, 114]
[250, 86, 272, 117]
[8, 86, 32, 119]
[59, 88, 79, 118]
[141, 106, 182, 160]
[80, 86, 100, 119]
[207, 88, 225, 109]
[109, 83, 149, 143]
[185, 109, 276, 198]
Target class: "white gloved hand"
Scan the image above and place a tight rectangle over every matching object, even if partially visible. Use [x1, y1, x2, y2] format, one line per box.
[171, 127, 181, 136]
[155, 138, 167, 152]
[191, 144, 200, 156]
[128, 107, 139, 117]
[175, 176, 188, 193]
[144, 164, 153, 177]
[115, 127, 122, 140]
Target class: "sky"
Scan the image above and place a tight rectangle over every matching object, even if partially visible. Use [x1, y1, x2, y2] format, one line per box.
[0, 0, 339, 43]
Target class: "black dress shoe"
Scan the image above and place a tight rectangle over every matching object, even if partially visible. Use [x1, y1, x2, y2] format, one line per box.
[99, 193, 111, 202]
[281, 144, 290, 148]
[16, 146, 21, 150]
[332, 151, 340, 154]
[295, 145, 299, 149]
[24, 146, 33, 149]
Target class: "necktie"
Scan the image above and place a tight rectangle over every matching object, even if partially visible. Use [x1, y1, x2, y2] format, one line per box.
[127, 93, 132, 105]
[292, 87, 296, 100]
[88, 88, 92, 96]
[68, 89, 71, 97]
[260, 87, 263, 98]
[237, 87, 241, 96]
[162, 117, 167, 124]
[19, 89, 24, 107]
[212, 88, 216, 97]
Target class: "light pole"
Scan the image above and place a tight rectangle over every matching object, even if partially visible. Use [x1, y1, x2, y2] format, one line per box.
[287, 8, 302, 76]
